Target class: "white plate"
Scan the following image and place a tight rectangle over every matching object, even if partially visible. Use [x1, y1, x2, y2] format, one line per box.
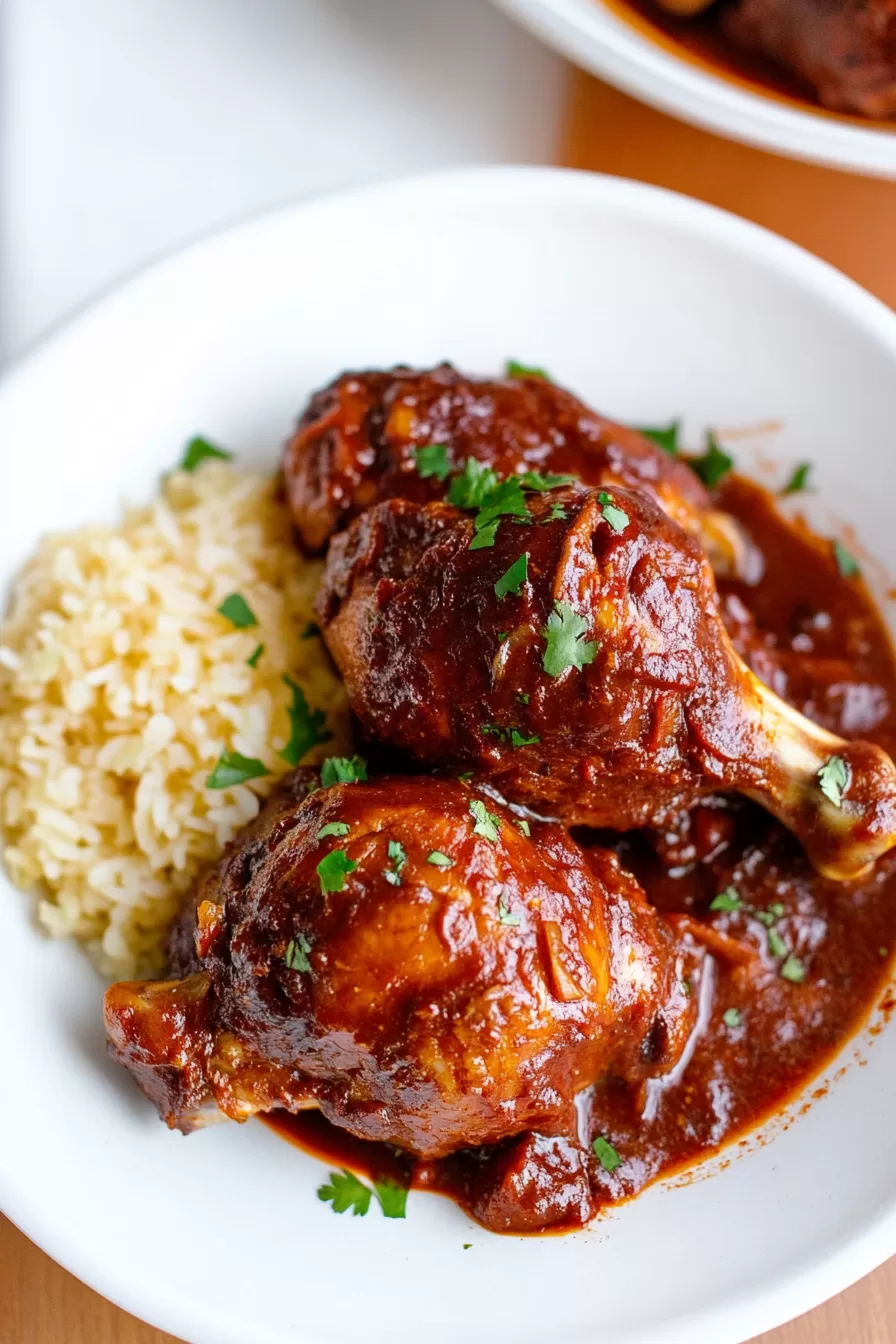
[2, 166, 896, 1344]
[493, 0, 896, 177]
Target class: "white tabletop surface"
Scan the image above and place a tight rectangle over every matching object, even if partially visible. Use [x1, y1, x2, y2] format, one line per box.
[1, 0, 563, 366]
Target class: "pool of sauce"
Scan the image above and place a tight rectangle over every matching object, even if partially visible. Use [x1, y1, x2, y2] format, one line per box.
[265, 475, 896, 1229]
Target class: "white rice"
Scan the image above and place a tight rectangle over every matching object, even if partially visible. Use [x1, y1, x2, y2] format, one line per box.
[0, 461, 349, 977]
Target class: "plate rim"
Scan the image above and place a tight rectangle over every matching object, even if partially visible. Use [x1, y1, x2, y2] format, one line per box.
[2, 163, 896, 1344]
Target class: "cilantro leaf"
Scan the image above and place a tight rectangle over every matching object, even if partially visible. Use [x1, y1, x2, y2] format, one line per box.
[541, 601, 598, 677]
[206, 750, 268, 790]
[473, 477, 528, 534]
[217, 592, 258, 629]
[767, 926, 788, 959]
[180, 436, 232, 471]
[782, 462, 812, 495]
[592, 1136, 621, 1173]
[427, 851, 453, 868]
[597, 490, 630, 533]
[384, 838, 407, 887]
[374, 1177, 409, 1219]
[300, 621, 321, 640]
[723, 1007, 742, 1029]
[818, 754, 849, 807]
[284, 933, 312, 973]
[446, 458, 500, 510]
[279, 676, 331, 767]
[710, 886, 742, 912]
[833, 540, 861, 578]
[780, 954, 806, 983]
[498, 895, 521, 926]
[317, 849, 358, 893]
[470, 797, 501, 842]
[518, 470, 576, 491]
[317, 821, 350, 839]
[637, 421, 680, 456]
[544, 501, 568, 523]
[515, 819, 531, 836]
[247, 643, 265, 668]
[506, 360, 550, 380]
[495, 553, 528, 600]
[691, 431, 733, 489]
[469, 520, 499, 550]
[321, 755, 368, 787]
[318, 1169, 372, 1216]
[510, 728, 540, 748]
[414, 443, 452, 481]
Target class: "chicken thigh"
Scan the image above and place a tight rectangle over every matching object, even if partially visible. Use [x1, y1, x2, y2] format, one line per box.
[317, 485, 896, 880]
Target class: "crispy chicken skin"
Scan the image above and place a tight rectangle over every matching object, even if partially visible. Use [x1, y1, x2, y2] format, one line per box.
[722, 0, 896, 118]
[317, 488, 896, 880]
[104, 774, 697, 1162]
[283, 363, 748, 575]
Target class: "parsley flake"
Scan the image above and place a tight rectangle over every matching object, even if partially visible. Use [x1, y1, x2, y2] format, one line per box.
[637, 421, 680, 456]
[782, 462, 812, 495]
[321, 755, 368, 787]
[495, 553, 529, 600]
[470, 798, 501, 842]
[498, 895, 521, 926]
[427, 851, 453, 868]
[541, 601, 598, 677]
[206, 750, 268, 790]
[317, 821, 350, 839]
[463, 1243, 473, 1250]
[710, 886, 742, 912]
[280, 676, 331, 767]
[592, 1136, 622, 1173]
[246, 643, 264, 668]
[780, 954, 807, 983]
[384, 838, 407, 886]
[318, 1169, 372, 1216]
[317, 849, 358, 893]
[180, 436, 232, 470]
[414, 443, 452, 481]
[374, 1177, 409, 1219]
[284, 933, 312, 973]
[216, 592, 258, 629]
[723, 1007, 742, 1029]
[506, 360, 550, 380]
[597, 490, 630, 533]
[691, 431, 733, 489]
[818, 754, 849, 807]
[833, 540, 861, 578]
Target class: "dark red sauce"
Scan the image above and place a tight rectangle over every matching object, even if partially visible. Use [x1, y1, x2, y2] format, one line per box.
[263, 475, 896, 1229]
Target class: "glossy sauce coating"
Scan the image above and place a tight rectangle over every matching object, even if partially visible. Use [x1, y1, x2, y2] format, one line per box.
[270, 476, 896, 1226]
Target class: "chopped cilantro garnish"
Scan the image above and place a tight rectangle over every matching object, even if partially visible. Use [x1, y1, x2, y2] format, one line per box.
[541, 600, 598, 677]
[495, 553, 528, 600]
[317, 849, 358, 893]
[446, 458, 499, 510]
[681, 979, 692, 997]
[597, 490, 630, 533]
[470, 798, 501, 842]
[766, 902, 786, 920]
[469, 521, 499, 550]
[320, 755, 368, 787]
[414, 443, 452, 481]
[833, 540, 861, 578]
[246, 643, 264, 668]
[473, 477, 528, 533]
[427, 851, 453, 868]
[457, 771, 473, 783]
[497, 631, 509, 643]
[782, 462, 812, 495]
[280, 675, 331, 767]
[217, 593, 258, 628]
[637, 421, 680, 456]
[691, 431, 733, 489]
[180, 436, 232, 471]
[722, 1007, 742, 1029]
[710, 886, 742, 912]
[515, 819, 531, 837]
[592, 1136, 621, 1173]
[510, 728, 539, 748]
[318, 1169, 372, 1216]
[818, 754, 849, 807]
[284, 933, 312, 973]
[498, 895, 521, 927]
[463, 1243, 473, 1250]
[384, 838, 407, 887]
[780, 954, 806, 984]
[206, 750, 268, 790]
[506, 360, 550, 380]
[300, 621, 321, 640]
[519, 470, 575, 491]
[767, 926, 788, 959]
[516, 692, 530, 705]
[317, 821, 350, 839]
[544, 501, 568, 523]
[373, 1177, 409, 1219]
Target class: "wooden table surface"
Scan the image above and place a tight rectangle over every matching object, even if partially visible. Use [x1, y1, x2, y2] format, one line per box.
[5, 62, 896, 1344]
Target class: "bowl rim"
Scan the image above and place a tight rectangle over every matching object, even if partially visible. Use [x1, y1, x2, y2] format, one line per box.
[492, 0, 896, 177]
[2, 163, 896, 1344]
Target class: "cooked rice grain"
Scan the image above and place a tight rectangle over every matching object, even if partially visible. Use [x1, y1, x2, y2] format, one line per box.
[0, 462, 349, 977]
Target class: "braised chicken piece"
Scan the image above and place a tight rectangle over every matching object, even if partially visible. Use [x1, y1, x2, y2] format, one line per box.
[105, 774, 698, 1189]
[283, 363, 751, 577]
[317, 486, 896, 881]
[721, 0, 896, 118]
